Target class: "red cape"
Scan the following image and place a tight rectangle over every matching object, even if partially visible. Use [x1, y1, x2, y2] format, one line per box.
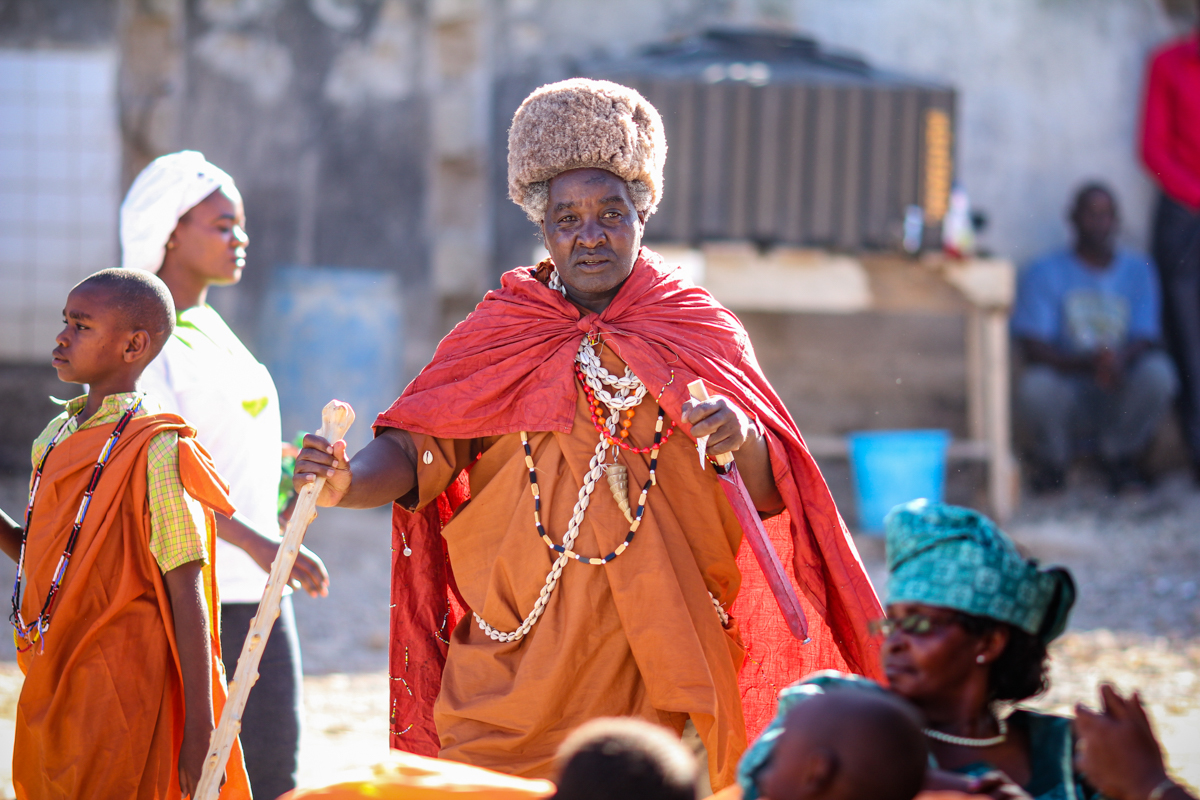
[376, 248, 883, 757]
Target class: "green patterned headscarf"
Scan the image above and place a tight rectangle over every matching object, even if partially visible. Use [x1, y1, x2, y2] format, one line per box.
[884, 500, 1075, 643]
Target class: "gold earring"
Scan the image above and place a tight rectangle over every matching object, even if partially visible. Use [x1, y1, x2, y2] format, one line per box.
[166, 241, 175, 250]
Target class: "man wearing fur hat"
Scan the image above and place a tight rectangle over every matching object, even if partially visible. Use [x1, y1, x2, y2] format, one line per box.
[294, 79, 882, 791]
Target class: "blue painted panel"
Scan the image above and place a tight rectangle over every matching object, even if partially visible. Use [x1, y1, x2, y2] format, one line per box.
[260, 266, 402, 454]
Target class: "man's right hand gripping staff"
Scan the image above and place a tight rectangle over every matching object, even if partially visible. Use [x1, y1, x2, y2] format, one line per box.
[294, 426, 418, 509]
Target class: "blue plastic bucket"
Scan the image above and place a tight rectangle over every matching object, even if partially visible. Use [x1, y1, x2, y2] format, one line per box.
[847, 429, 951, 533]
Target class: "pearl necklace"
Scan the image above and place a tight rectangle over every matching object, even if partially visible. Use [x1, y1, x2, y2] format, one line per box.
[923, 715, 1008, 747]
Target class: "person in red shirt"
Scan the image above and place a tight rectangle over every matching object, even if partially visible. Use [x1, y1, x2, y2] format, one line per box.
[1141, 9, 1200, 477]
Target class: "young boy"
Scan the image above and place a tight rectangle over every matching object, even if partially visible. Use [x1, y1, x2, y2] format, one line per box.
[552, 718, 699, 800]
[749, 689, 927, 800]
[0, 269, 250, 799]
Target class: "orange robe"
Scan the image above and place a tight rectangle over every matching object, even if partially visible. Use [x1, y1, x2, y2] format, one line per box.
[408, 346, 748, 788]
[379, 249, 883, 791]
[14, 414, 251, 800]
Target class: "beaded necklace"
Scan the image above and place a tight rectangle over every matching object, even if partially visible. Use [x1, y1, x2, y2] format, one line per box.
[472, 290, 730, 641]
[11, 396, 143, 652]
[576, 363, 678, 453]
[923, 714, 1008, 747]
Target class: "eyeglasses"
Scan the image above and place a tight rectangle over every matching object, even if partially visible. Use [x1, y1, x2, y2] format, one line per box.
[868, 612, 960, 637]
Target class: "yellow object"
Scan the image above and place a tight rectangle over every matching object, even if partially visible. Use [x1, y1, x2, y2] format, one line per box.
[242, 396, 270, 417]
[923, 108, 953, 223]
[280, 751, 556, 799]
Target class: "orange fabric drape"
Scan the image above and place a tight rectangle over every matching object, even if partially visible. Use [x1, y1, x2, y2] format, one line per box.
[14, 414, 250, 800]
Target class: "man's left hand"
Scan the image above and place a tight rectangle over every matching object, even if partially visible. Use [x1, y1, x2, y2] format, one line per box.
[680, 393, 784, 515]
[681, 395, 756, 456]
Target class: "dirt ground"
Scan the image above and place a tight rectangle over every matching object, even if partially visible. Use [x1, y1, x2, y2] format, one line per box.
[0, 469, 1199, 796]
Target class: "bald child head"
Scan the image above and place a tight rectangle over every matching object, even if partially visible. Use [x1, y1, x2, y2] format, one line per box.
[756, 690, 927, 800]
[553, 718, 698, 800]
[75, 269, 176, 356]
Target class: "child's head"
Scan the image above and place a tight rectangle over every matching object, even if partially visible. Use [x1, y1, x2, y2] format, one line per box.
[53, 269, 175, 387]
[755, 690, 927, 800]
[553, 718, 698, 800]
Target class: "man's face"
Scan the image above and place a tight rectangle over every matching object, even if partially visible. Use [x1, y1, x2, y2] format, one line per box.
[540, 168, 645, 313]
[52, 285, 142, 385]
[167, 188, 248, 285]
[1072, 190, 1118, 252]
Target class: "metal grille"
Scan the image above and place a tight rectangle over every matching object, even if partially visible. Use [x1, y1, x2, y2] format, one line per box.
[593, 31, 956, 252]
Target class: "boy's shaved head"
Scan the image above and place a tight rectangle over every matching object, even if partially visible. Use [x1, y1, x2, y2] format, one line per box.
[75, 269, 175, 355]
[757, 690, 927, 800]
[553, 717, 697, 800]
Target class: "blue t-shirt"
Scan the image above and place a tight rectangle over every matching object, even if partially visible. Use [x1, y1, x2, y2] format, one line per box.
[1010, 248, 1161, 353]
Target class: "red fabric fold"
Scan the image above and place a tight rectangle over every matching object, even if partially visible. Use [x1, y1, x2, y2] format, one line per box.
[379, 249, 883, 756]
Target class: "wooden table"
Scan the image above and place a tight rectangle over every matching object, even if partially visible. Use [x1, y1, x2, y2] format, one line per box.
[658, 243, 1020, 521]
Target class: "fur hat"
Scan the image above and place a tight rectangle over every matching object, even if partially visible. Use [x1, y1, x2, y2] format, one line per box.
[507, 78, 666, 223]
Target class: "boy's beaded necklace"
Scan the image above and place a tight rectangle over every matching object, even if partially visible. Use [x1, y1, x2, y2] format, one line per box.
[11, 396, 143, 652]
[472, 278, 731, 641]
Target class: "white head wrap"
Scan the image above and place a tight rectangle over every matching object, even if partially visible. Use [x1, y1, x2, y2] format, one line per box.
[120, 150, 244, 274]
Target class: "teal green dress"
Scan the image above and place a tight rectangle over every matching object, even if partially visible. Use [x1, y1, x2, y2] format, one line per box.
[737, 672, 1102, 800]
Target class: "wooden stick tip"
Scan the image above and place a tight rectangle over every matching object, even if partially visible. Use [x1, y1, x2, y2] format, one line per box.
[318, 400, 356, 442]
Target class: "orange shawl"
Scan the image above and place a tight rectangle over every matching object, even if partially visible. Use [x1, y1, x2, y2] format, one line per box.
[14, 413, 251, 800]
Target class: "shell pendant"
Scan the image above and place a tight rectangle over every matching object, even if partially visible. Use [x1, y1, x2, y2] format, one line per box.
[606, 463, 634, 524]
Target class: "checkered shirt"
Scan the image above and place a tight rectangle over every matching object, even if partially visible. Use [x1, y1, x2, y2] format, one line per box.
[31, 392, 209, 574]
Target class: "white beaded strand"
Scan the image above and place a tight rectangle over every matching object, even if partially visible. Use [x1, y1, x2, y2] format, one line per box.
[472, 331, 729, 641]
[473, 430, 611, 642]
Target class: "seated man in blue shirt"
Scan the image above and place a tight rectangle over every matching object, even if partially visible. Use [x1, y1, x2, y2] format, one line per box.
[1013, 183, 1177, 493]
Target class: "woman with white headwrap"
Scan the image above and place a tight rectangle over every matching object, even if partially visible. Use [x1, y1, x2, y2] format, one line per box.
[123, 150, 329, 800]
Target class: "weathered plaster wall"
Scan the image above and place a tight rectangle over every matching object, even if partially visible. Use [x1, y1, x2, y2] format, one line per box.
[173, 0, 429, 340]
[0, 0, 117, 46]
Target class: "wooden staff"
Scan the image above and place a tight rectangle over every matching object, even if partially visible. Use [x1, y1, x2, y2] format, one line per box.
[686, 379, 809, 641]
[195, 399, 355, 800]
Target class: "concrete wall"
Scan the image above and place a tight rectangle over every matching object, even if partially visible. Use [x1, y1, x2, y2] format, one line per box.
[486, 0, 1192, 268]
[786, 0, 1187, 264]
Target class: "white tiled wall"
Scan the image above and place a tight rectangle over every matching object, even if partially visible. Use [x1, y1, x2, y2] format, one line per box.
[0, 48, 121, 362]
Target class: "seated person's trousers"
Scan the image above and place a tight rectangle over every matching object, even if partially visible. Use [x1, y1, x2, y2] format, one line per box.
[1017, 350, 1177, 469]
[1154, 194, 1200, 462]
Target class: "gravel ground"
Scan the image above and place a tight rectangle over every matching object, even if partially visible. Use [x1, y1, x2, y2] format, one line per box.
[1, 471, 1200, 795]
